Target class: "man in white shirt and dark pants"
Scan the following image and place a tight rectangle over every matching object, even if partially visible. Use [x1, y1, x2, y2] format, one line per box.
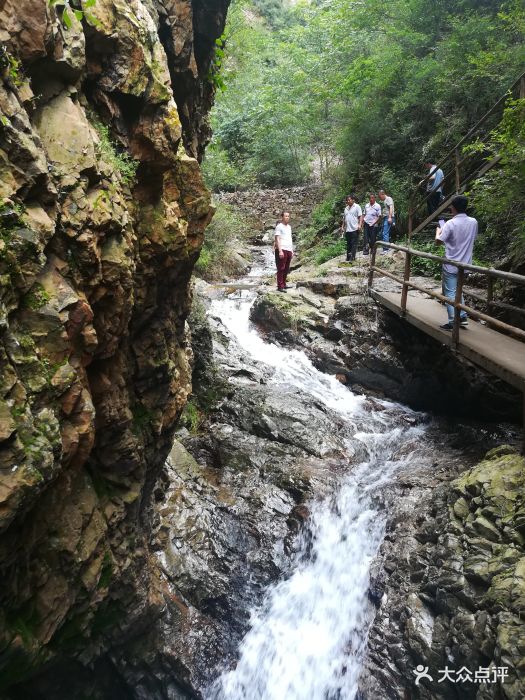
[340, 194, 363, 261]
[274, 211, 294, 292]
[435, 195, 478, 330]
[363, 194, 382, 256]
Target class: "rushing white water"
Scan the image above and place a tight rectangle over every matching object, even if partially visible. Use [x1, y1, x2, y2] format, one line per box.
[206, 278, 430, 700]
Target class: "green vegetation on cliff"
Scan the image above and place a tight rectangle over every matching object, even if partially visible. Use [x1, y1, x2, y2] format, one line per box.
[195, 201, 256, 280]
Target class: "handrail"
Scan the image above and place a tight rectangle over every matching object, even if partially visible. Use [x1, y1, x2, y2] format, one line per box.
[374, 243, 525, 283]
[367, 242, 525, 345]
[408, 70, 525, 238]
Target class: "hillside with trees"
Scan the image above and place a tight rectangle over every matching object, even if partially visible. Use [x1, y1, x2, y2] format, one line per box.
[204, 0, 525, 268]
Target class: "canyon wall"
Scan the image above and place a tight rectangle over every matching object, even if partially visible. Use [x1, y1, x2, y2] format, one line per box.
[0, 0, 228, 695]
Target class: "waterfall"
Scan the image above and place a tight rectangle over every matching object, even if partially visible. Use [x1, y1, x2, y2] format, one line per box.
[205, 266, 432, 700]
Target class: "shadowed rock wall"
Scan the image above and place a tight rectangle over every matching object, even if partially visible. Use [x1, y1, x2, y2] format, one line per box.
[0, 0, 227, 694]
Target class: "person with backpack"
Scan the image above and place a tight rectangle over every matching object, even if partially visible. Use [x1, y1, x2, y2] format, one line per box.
[340, 194, 363, 262]
[274, 210, 294, 292]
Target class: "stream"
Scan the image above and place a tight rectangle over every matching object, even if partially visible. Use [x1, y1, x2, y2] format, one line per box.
[200, 253, 439, 700]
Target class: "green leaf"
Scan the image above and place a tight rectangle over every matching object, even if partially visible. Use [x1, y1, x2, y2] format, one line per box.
[74, 9, 83, 21]
[83, 0, 96, 6]
[84, 12, 100, 27]
[62, 7, 72, 28]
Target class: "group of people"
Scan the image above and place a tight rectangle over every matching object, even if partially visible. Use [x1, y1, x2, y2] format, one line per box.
[274, 185, 478, 331]
[340, 190, 395, 261]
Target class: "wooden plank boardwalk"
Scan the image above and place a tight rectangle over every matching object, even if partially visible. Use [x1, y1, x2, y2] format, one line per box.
[369, 288, 525, 393]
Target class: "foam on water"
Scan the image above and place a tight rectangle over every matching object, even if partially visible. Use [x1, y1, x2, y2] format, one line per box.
[205, 283, 428, 700]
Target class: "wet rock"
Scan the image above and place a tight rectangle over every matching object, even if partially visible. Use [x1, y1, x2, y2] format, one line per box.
[360, 446, 525, 699]
[251, 259, 522, 423]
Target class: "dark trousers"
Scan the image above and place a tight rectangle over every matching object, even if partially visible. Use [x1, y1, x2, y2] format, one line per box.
[275, 249, 293, 289]
[363, 224, 378, 254]
[345, 230, 359, 260]
[427, 190, 442, 217]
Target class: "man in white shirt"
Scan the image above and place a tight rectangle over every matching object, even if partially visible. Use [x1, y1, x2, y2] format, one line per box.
[435, 195, 478, 330]
[378, 189, 394, 254]
[340, 194, 363, 261]
[363, 194, 381, 256]
[274, 211, 294, 292]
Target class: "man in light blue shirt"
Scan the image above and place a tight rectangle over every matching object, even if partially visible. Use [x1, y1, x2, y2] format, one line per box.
[424, 160, 444, 216]
[435, 195, 478, 330]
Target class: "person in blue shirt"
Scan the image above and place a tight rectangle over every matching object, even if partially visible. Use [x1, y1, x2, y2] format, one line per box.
[435, 195, 478, 330]
[424, 160, 444, 216]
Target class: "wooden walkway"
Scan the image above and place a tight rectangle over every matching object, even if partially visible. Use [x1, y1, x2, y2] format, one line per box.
[369, 288, 525, 393]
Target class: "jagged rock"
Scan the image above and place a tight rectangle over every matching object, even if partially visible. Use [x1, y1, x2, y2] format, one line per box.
[360, 447, 525, 699]
[217, 186, 323, 240]
[250, 288, 334, 336]
[250, 257, 522, 423]
[34, 93, 97, 187]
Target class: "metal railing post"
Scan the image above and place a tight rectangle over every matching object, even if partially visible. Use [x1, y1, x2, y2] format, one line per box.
[368, 243, 377, 288]
[487, 276, 494, 308]
[401, 251, 411, 316]
[522, 391, 525, 455]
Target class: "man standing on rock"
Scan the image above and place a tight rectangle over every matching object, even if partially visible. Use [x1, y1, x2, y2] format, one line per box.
[340, 194, 363, 262]
[363, 193, 381, 256]
[378, 189, 395, 253]
[435, 195, 478, 330]
[275, 210, 294, 292]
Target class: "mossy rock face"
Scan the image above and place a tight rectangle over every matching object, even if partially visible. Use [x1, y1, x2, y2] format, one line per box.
[441, 449, 525, 689]
[0, 0, 226, 690]
[454, 448, 524, 508]
[250, 289, 333, 335]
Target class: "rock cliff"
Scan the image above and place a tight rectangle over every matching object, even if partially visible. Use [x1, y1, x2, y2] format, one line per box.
[362, 444, 525, 700]
[0, 0, 227, 695]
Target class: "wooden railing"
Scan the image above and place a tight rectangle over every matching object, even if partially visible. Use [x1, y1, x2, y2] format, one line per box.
[408, 71, 525, 240]
[368, 242, 525, 348]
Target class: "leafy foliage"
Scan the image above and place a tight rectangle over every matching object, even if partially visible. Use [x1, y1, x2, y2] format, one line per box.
[314, 240, 346, 265]
[406, 241, 444, 279]
[91, 118, 138, 185]
[467, 98, 525, 268]
[206, 0, 524, 271]
[194, 201, 256, 280]
[48, 0, 98, 29]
